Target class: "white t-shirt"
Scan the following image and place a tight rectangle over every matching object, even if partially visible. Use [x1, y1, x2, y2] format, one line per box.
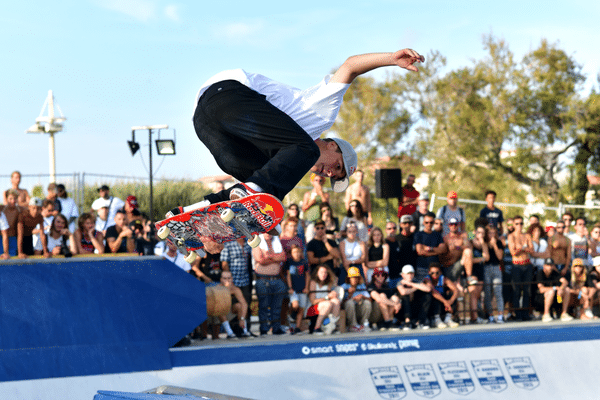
[47, 235, 69, 252]
[91, 196, 124, 230]
[195, 69, 350, 139]
[58, 197, 79, 232]
[163, 251, 192, 272]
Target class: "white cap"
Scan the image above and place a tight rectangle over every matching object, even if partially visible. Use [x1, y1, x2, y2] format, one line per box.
[402, 264, 415, 274]
[29, 197, 43, 207]
[593, 256, 600, 267]
[330, 138, 358, 193]
[92, 198, 111, 211]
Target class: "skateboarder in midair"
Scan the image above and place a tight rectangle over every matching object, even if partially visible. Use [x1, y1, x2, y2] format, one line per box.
[174, 48, 425, 252]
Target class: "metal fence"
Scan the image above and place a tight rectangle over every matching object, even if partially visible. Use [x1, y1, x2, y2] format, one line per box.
[0, 172, 197, 211]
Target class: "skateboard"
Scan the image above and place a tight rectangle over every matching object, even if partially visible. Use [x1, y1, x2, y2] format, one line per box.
[155, 193, 284, 263]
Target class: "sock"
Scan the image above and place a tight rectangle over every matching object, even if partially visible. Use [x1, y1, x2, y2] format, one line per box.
[222, 321, 234, 336]
[245, 182, 263, 192]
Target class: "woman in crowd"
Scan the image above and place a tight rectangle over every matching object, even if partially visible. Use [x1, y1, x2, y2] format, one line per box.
[467, 225, 490, 324]
[529, 223, 550, 272]
[484, 225, 505, 323]
[339, 223, 367, 284]
[568, 258, 594, 319]
[73, 212, 105, 254]
[367, 267, 401, 331]
[589, 223, 600, 258]
[364, 226, 390, 282]
[307, 264, 341, 335]
[319, 202, 340, 243]
[285, 203, 305, 242]
[46, 213, 76, 256]
[340, 199, 369, 242]
[278, 216, 306, 260]
[341, 266, 372, 333]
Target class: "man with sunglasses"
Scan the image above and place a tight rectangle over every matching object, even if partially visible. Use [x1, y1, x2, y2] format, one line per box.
[307, 219, 341, 279]
[413, 212, 447, 283]
[561, 212, 574, 236]
[548, 220, 572, 277]
[395, 216, 418, 288]
[440, 217, 472, 290]
[570, 217, 590, 267]
[507, 215, 534, 321]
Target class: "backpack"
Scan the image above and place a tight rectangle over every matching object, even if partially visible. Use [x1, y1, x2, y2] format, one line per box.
[440, 205, 465, 224]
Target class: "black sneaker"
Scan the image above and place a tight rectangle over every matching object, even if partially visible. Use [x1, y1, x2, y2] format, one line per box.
[272, 327, 289, 335]
[313, 327, 324, 335]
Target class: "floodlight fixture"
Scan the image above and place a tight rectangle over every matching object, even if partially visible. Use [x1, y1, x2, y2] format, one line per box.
[155, 139, 175, 155]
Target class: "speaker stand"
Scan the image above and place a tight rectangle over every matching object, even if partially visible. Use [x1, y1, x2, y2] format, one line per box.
[386, 199, 391, 221]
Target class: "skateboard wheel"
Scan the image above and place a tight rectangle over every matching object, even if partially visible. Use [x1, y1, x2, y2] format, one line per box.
[184, 251, 197, 264]
[248, 235, 261, 248]
[220, 208, 235, 223]
[157, 226, 170, 240]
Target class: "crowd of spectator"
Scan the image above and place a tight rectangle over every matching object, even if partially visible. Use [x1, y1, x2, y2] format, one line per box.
[3, 169, 600, 341]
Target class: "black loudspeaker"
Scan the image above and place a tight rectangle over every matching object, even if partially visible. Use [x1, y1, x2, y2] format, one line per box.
[375, 169, 403, 199]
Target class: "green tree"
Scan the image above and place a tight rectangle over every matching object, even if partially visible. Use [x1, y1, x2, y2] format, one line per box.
[407, 36, 585, 203]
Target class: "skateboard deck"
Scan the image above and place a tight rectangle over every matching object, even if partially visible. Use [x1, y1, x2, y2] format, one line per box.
[155, 193, 284, 260]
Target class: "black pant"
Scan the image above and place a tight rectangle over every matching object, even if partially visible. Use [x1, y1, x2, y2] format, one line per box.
[194, 80, 320, 200]
[511, 263, 533, 319]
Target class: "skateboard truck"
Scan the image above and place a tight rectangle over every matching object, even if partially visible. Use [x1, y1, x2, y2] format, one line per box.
[220, 208, 261, 248]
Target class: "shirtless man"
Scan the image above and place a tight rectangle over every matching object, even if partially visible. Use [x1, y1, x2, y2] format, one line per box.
[3, 171, 30, 207]
[508, 215, 534, 321]
[344, 170, 372, 226]
[440, 217, 472, 291]
[548, 220, 572, 277]
[217, 271, 251, 338]
[302, 174, 330, 223]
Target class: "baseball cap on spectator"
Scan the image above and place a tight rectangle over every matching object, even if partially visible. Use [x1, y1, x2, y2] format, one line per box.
[126, 195, 139, 209]
[593, 256, 600, 267]
[92, 198, 111, 211]
[129, 219, 143, 231]
[29, 197, 43, 207]
[400, 215, 413, 224]
[347, 266, 361, 278]
[373, 267, 387, 277]
[420, 192, 430, 200]
[543, 257, 555, 266]
[97, 185, 110, 192]
[572, 258, 585, 267]
[402, 265, 415, 274]
[447, 191, 458, 199]
[449, 217, 459, 225]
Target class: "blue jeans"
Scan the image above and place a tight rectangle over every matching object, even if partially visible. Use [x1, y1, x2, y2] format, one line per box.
[255, 276, 286, 334]
[484, 264, 504, 315]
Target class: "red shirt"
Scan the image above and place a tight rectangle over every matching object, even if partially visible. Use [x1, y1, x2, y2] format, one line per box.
[397, 186, 420, 217]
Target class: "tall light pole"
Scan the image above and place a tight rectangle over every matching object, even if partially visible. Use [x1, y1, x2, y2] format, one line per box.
[129, 125, 175, 224]
[26, 90, 66, 183]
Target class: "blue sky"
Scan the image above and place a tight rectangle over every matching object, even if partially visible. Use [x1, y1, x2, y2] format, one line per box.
[2, 0, 598, 188]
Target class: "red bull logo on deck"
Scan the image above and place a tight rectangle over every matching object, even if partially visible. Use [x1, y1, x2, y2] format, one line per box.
[243, 199, 275, 229]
